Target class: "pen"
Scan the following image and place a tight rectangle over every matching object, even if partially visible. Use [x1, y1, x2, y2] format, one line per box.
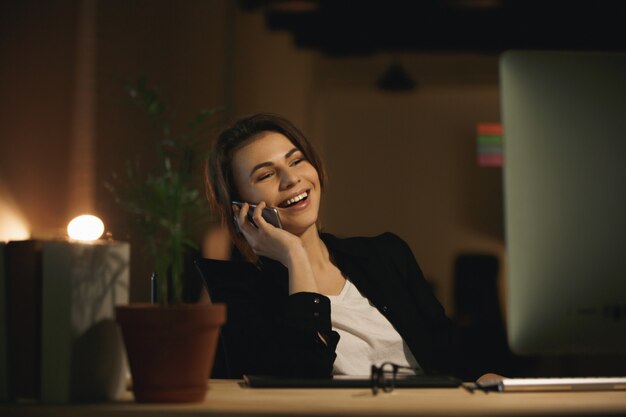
[150, 272, 157, 304]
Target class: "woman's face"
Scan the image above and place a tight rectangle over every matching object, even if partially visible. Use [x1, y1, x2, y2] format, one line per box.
[231, 131, 321, 236]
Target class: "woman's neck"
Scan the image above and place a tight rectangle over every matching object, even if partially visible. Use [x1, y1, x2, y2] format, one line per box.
[298, 225, 331, 270]
[298, 225, 345, 295]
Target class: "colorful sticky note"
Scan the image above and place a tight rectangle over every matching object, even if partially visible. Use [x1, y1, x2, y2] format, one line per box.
[477, 123, 503, 167]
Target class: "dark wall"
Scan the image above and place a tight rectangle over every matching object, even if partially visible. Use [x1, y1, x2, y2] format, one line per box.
[95, 0, 227, 301]
[0, 1, 78, 237]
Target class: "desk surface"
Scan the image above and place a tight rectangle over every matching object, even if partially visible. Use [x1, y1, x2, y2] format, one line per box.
[3, 379, 626, 417]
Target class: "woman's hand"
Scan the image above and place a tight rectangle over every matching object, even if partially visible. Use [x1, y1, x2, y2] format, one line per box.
[233, 201, 302, 265]
[233, 201, 319, 294]
[476, 373, 505, 384]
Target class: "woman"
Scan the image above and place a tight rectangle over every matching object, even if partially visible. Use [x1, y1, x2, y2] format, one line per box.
[205, 113, 476, 380]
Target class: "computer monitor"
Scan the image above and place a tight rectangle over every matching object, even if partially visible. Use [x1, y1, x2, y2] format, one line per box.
[500, 50, 626, 356]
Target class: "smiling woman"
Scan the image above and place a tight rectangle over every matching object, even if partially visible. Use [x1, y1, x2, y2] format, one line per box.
[207, 113, 326, 263]
[231, 132, 321, 238]
[204, 113, 479, 380]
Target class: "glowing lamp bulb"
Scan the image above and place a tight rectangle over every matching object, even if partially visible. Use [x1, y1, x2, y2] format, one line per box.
[67, 215, 104, 241]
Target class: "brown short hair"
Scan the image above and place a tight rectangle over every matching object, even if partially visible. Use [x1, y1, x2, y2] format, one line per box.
[205, 113, 326, 262]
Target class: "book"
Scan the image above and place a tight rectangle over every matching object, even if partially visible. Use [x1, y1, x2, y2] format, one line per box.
[40, 240, 130, 403]
[0, 243, 7, 402]
[5, 240, 43, 402]
[4, 240, 130, 403]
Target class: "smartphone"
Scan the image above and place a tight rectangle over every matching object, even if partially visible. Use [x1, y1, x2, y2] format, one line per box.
[232, 201, 283, 229]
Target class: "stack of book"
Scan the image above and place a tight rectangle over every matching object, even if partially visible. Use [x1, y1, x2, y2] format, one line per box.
[1, 239, 129, 403]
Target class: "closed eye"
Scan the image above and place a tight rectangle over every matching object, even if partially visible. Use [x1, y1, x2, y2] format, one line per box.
[256, 171, 274, 182]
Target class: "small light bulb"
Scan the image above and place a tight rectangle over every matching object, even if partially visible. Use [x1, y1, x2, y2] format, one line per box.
[67, 215, 105, 241]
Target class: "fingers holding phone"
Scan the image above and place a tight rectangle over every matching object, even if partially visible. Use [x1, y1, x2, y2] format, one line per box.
[232, 201, 282, 229]
[231, 201, 297, 264]
[231, 201, 283, 244]
[232, 201, 252, 235]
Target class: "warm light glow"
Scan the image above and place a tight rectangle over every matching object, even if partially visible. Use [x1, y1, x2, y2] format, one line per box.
[0, 216, 30, 242]
[67, 215, 104, 241]
[0, 193, 30, 241]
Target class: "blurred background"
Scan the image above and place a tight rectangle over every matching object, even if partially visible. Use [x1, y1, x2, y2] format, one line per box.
[1, 0, 624, 377]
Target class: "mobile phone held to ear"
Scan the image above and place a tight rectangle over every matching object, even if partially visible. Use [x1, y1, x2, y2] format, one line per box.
[232, 201, 283, 229]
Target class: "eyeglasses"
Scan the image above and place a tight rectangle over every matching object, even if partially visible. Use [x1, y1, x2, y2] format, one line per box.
[370, 362, 417, 395]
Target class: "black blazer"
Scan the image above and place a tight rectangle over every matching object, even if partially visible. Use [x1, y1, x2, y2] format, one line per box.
[199, 232, 476, 380]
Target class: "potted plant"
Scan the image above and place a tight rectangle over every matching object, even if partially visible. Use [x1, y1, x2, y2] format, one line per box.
[106, 78, 226, 403]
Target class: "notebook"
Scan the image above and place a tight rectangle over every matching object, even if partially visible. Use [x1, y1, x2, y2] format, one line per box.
[244, 374, 462, 388]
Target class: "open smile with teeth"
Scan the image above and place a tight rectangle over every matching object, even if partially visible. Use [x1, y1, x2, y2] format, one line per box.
[281, 191, 309, 208]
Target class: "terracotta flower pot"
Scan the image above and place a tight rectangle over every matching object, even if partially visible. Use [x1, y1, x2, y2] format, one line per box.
[115, 303, 226, 403]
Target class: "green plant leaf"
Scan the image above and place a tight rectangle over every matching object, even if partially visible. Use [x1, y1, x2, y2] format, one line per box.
[106, 78, 224, 304]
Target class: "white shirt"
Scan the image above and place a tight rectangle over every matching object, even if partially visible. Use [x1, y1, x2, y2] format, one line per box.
[327, 279, 420, 376]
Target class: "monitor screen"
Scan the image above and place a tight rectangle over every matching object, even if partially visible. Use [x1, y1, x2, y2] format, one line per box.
[500, 50, 626, 356]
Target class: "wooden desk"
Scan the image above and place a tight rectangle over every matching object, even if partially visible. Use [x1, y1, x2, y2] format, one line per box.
[2, 379, 626, 416]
